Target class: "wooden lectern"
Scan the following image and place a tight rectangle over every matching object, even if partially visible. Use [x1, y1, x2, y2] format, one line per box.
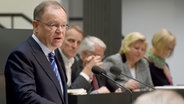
[68, 91, 145, 104]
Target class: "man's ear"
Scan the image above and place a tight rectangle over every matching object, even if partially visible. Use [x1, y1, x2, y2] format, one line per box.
[32, 20, 39, 33]
[32, 20, 39, 28]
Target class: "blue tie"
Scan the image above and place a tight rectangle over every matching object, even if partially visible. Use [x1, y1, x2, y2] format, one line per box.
[48, 52, 63, 94]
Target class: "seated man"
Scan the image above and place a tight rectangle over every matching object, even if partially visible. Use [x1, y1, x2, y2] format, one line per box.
[70, 36, 121, 94]
[55, 24, 83, 87]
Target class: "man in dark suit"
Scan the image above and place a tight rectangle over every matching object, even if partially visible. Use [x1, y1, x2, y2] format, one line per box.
[66, 36, 120, 94]
[4, 1, 68, 104]
[55, 24, 83, 87]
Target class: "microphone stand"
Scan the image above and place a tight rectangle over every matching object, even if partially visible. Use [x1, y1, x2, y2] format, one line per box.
[101, 73, 133, 104]
[119, 72, 155, 90]
[92, 66, 133, 104]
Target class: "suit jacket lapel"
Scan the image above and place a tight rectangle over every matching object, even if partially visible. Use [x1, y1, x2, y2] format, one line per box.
[55, 54, 68, 103]
[27, 37, 64, 101]
[54, 49, 67, 81]
[71, 59, 81, 82]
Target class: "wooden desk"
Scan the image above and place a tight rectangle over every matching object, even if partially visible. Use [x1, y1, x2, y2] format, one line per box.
[68, 89, 184, 104]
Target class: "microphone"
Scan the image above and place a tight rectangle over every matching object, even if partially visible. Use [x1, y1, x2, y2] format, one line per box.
[92, 66, 132, 94]
[92, 66, 106, 75]
[110, 66, 155, 90]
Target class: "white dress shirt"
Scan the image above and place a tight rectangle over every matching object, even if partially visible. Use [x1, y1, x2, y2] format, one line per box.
[58, 49, 74, 86]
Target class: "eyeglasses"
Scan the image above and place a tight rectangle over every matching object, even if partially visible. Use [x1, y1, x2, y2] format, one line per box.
[36, 20, 69, 30]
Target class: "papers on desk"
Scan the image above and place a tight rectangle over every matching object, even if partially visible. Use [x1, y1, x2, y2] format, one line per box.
[67, 88, 87, 95]
[155, 86, 184, 89]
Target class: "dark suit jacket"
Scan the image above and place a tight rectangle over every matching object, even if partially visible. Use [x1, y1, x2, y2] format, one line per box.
[54, 49, 81, 86]
[70, 58, 118, 93]
[55, 50, 118, 93]
[4, 36, 68, 104]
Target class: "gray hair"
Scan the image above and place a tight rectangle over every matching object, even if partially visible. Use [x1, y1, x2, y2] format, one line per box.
[33, 1, 66, 20]
[78, 36, 106, 55]
[134, 90, 184, 104]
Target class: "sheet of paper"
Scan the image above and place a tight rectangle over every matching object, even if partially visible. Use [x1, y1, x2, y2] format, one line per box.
[155, 86, 184, 89]
[67, 88, 87, 95]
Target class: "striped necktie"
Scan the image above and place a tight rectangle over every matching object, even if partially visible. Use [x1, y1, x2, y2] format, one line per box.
[48, 52, 64, 94]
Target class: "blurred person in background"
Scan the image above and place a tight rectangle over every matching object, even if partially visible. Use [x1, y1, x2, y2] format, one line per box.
[71, 35, 121, 94]
[103, 32, 153, 91]
[134, 90, 184, 104]
[145, 28, 176, 86]
[55, 24, 83, 87]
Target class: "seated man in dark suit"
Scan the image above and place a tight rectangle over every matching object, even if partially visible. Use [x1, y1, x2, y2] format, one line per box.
[56, 34, 121, 94]
[55, 24, 83, 87]
[70, 36, 121, 94]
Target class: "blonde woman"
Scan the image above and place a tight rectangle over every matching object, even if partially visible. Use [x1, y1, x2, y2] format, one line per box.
[145, 29, 176, 86]
[103, 32, 153, 91]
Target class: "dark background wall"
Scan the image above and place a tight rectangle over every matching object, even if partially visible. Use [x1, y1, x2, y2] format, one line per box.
[0, 29, 32, 104]
[83, 0, 122, 57]
[0, 29, 32, 73]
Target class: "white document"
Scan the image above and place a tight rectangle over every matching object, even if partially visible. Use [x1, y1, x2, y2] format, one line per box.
[67, 88, 87, 95]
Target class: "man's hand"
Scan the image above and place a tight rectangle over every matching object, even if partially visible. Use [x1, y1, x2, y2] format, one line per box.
[97, 86, 110, 94]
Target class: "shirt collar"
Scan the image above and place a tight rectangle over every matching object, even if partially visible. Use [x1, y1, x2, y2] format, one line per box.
[32, 34, 53, 58]
[58, 48, 74, 66]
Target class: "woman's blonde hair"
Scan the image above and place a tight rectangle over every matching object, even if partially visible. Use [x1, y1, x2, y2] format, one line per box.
[119, 32, 147, 54]
[152, 28, 176, 57]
